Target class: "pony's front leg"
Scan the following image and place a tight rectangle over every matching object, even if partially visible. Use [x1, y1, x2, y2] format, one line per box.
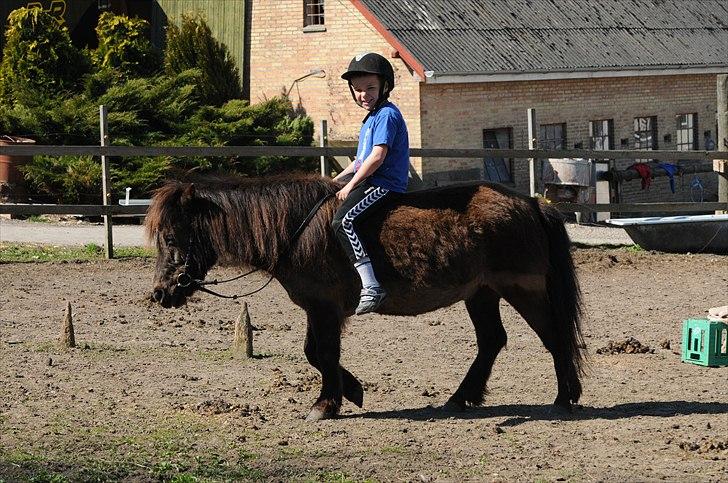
[304, 307, 345, 422]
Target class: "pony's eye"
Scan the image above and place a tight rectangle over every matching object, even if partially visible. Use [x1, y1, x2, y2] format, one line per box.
[164, 235, 176, 247]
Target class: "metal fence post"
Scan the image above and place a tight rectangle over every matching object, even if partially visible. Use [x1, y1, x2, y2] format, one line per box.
[319, 119, 329, 177]
[527, 108, 537, 197]
[99, 105, 113, 259]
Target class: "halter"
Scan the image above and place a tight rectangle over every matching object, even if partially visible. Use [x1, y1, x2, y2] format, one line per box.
[174, 193, 334, 300]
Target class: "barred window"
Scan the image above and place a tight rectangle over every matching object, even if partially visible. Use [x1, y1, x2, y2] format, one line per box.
[589, 119, 614, 150]
[304, 0, 325, 27]
[676, 113, 698, 151]
[539, 123, 567, 150]
[483, 128, 513, 184]
[634, 116, 657, 164]
[634, 116, 657, 150]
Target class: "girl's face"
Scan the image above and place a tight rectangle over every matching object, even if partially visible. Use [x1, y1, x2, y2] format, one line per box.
[350, 74, 381, 111]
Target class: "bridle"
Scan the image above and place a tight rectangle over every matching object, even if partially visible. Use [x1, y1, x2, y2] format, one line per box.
[173, 193, 334, 300]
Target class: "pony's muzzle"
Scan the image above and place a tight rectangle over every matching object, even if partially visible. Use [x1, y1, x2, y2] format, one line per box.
[152, 288, 165, 303]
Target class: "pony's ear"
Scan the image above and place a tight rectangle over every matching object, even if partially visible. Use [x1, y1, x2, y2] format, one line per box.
[180, 183, 195, 205]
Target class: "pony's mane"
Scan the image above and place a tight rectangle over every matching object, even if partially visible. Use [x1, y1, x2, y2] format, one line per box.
[145, 173, 340, 270]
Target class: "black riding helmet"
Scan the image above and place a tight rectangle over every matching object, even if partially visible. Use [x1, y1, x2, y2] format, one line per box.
[341, 52, 395, 109]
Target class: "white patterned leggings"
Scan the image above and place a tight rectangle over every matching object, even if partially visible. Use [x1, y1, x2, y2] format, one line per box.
[332, 181, 392, 265]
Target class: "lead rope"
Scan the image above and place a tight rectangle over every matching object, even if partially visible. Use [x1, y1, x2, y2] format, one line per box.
[184, 193, 335, 300]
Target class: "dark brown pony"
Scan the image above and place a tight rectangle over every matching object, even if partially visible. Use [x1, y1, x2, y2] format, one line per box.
[146, 173, 585, 421]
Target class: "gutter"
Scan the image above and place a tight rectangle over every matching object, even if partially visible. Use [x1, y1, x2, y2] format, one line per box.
[425, 65, 728, 84]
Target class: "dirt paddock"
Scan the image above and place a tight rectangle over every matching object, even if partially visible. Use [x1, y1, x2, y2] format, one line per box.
[1, 248, 727, 481]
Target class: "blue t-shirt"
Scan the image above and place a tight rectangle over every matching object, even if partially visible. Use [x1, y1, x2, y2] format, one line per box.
[353, 101, 409, 193]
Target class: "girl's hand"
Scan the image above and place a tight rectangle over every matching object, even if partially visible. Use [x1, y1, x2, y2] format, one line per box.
[336, 185, 352, 200]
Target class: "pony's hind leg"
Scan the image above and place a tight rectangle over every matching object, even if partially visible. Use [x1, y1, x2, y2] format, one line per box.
[446, 287, 506, 410]
[303, 307, 363, 421]
[500, 285, 582, 412]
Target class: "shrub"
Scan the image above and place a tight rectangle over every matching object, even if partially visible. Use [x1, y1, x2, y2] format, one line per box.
[0, 7, 89, 105]
[93, 12, 161, 79]
[0, 92, 97, 144]
[1, 10, 314, 203]
[175, 96, 316, 176]
[22, 155, 101, 203]
[164, 13, 242, 106]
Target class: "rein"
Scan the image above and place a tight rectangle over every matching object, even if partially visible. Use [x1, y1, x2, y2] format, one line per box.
[175, 193, 334, 300]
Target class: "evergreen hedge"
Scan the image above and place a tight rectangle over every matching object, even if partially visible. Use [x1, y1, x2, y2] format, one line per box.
[93, 11, 161, 79]
[0, 9, 314, 204]
[0, 7, 89, 106]
[164, 13, 243, 106]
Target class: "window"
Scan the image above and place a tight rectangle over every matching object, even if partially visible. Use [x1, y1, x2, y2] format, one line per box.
[304, 0, 325, 28]
[483, 128, 513, 184]
[634, 116, 658, 150]
[539, 123, 567, 151]
[589, 119, 614, 150]
[676, 113, 698, 151]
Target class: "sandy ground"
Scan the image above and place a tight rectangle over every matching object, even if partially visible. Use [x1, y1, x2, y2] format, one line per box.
[1, 248, 727, 481]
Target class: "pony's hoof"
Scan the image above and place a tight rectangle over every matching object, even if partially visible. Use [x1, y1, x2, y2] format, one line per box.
[549, 399, 573, 418]
[441, 398, 467, 412]
[304, 401, 339, 422]
[305, 408, 329, 422]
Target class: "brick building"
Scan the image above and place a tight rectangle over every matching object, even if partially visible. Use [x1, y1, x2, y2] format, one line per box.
[248, 0, 728, 201]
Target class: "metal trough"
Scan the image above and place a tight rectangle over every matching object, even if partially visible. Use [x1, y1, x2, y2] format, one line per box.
[605, 214, 728, 254]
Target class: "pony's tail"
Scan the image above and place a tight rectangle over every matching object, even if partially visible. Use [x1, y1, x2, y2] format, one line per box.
[538, 202, 586, 401]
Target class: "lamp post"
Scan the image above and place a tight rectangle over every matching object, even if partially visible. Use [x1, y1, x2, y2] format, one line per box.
[286, 69, 326, 97]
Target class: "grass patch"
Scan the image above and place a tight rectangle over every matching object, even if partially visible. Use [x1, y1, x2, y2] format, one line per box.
[0, 242, 154, 263]
[27, 215, 51, 223]
[305, 471, 375, 483]
[379, 445, 406, 455]
[1, 429, 263, 482]
[624, 244, 644, 253]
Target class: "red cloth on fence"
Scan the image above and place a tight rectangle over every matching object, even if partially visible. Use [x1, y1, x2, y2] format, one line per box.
[628, 163, 652, 190]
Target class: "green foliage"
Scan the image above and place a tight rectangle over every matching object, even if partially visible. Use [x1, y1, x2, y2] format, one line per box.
[0, 8, 89, 105]
[0, 93, 98, 144]
[83, 243, 103, 255]
[22, 155, 101, 203]
[164, 13, 243, 106]
[96, 69, 202, 142]
[176, 96, 316, 175]
[93, 12, 161, 79]
[0, 243, 154, 262]
[0, 11, 314, 204]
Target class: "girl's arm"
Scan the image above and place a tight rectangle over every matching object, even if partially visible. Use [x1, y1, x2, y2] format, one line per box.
[333, 160, 356, 182]
[336, 144, 388, 200]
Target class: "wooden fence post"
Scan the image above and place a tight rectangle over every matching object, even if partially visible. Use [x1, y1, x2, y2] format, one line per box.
[99, 105, 114, 259]
[319, 119, 329, 177]
[60, 301, 76, 348]
[233, 302, 254, 358]
[527, 108, 538, 197]
[717, 74, 728, 214]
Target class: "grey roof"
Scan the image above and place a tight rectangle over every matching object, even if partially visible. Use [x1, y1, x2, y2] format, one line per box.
[360, 0, 728, 76]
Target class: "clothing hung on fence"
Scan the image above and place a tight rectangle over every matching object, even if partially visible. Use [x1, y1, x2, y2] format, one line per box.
[656, 163, 679, 193]
[628, 162, 652, 190]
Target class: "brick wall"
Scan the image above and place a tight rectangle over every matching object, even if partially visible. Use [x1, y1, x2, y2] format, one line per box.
[420, 75, 719, 201]
[248, 0, 423, 173]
